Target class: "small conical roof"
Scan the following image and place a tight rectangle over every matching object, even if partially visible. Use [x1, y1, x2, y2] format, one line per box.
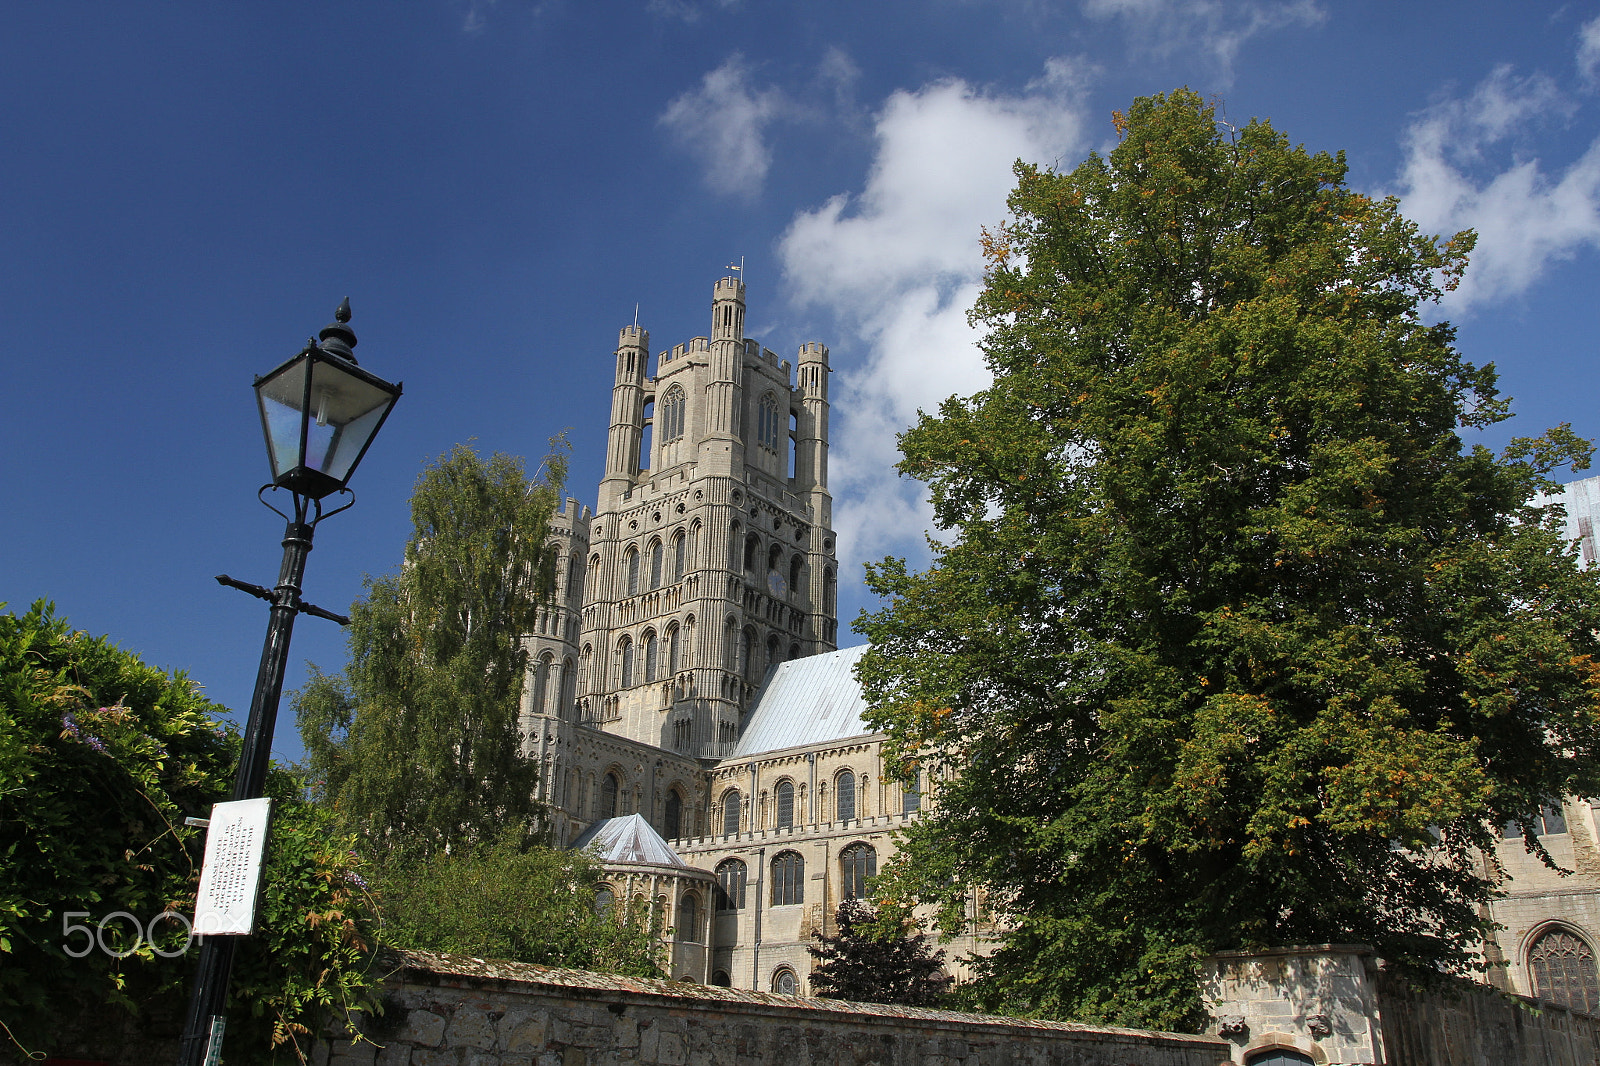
[570, 813, 690, 867]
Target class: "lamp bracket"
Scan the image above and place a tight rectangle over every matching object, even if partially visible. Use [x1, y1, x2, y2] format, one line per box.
[256, 485, 356, 527]
[214, 574, 352, 627]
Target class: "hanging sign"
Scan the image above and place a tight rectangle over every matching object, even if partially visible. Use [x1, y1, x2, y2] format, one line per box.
[193, 797, 273, 936]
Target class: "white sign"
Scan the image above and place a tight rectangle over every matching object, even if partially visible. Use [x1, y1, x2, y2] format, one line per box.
[193, 797, 272, 936]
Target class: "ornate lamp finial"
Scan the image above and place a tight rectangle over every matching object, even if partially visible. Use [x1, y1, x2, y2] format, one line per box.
[318, 297, 358, 362]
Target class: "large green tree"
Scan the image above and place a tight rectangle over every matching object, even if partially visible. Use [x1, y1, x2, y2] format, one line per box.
[856, 89, 1600, 1030]
[296, 442, 565, 858]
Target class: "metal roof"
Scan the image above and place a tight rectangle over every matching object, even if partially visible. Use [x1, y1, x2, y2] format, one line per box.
[729, 644, 876, 758]
[569, 813, 690, 867]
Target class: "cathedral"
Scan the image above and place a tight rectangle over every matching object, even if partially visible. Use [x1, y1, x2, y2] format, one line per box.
[516, 275, 1600, 1014]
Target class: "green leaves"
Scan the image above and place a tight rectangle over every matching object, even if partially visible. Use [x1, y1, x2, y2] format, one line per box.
[857, 88, 1600, 1028]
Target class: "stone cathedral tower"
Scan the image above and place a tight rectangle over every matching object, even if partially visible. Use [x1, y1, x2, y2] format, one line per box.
[522, 276, 837, 779]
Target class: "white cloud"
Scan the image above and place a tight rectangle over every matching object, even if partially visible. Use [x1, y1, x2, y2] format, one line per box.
[1392, 64, 1600, 313]
[646, 0, 741, 21]
[1580, 14, 1600, 85]
[1080, 0, 1323, 85]
[659, 55, 786, 200]
[777, 59, 1093, 574]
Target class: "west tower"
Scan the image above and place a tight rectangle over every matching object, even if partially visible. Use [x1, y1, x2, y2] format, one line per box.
[566, 277, 837, 759]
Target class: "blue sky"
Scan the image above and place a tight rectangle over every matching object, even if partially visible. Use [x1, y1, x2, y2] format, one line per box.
[4, 2, 1599, 765]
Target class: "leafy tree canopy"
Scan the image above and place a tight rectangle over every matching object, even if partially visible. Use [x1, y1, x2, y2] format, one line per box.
[808, 899, 951, 1007]
[0, 600, 380, 1060]
[296, 441, 566, 859]
[856, 89, 1600, 1030]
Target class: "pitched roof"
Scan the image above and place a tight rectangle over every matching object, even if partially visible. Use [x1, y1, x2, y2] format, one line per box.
[729, 644, 875, 758]
[570, 813, 690, 868]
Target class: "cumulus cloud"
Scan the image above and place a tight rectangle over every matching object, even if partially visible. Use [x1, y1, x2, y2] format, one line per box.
[1392, 63, 1600, 313]
[1080, 0, 1322, 85]
[660, 55, 787, 200]
[777, 58, 1093, 573]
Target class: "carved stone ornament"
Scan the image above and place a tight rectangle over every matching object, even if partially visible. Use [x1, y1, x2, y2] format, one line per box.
[1216, 1015, 1249, 1039]
[1306, 1013, 1332, 1038]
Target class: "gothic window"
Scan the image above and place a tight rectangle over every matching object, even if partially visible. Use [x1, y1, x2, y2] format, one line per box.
[741, 627, 755, 681]
[688, 522, 700, 571]
[771, 967, 798, 995]
[618, 636, 635, 689]
[722, 789, 741, 836]
[661, 384, 686, 442]
[642, 630, 658, 683]
[728, 522, 741, 570]
[776, 780, 795, 829]
[666, 622, 681, 675]
[560, 656, 576, 717]
[836, 770, 856, 821]
[789, 642, 800, 661]
[768, 543, 783, 572]
[711, 970, 731, 987]
[744, 533, 760, 573]
[595, 885, 614, 915]
[841, 842, 877, 899]
[530, 654, 550, 715]
[715, 858, 746, 910]
[770, 851, 804, 906]
[673, 717, 691, 752]
[724, 617, 739, 672]
[625, 547, 640, 597]
[902, 770, 922, 814]
[823, 566, 836, 616]
[673, 530, 687, 581]
[790, 554, 803, 594]
[579, 644, 593, 694]
[676, 892, 699, 941]
[766, 635, 781, 672]
[757, 393, 781, 452]
[1529, 927, 1600, 1013]
[568, 554, 581, 601]
[601, 773, 620, 819]
[648, 539, 664, 589]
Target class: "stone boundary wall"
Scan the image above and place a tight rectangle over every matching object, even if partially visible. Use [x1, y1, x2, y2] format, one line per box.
[1377, 969, 1600, 1066]
[315, 949, 1233, 1066]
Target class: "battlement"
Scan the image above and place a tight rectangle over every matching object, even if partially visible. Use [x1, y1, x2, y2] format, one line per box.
[550, 496, 594, 531]
[714, 277, 746, 299]
[690, 337, 708, 353]
[617, 324, 648, 349]
[798, 341, 829, 364]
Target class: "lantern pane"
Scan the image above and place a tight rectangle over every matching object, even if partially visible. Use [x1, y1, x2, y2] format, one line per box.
[255, 357, 311, 480]
[306, 358, 397, 483]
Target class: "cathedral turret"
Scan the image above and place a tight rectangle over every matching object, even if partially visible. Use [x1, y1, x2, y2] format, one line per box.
[703, 279, 744, 455]
[601, 324, 649, 507]
[793, 342, 829, 492]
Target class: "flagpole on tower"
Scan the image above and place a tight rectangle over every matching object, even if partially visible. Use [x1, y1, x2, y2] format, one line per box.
[727, 257, 745, 289]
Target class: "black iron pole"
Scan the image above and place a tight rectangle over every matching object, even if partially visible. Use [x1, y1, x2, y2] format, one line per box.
[176, 512, 315, 1066]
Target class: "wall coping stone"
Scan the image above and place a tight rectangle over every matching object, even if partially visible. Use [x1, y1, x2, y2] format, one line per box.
[385, 948, 1229, 1053]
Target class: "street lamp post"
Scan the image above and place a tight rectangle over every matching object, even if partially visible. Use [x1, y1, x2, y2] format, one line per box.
[176, 301, 401, 1066]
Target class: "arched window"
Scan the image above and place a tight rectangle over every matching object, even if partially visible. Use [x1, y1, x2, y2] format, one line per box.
[776, 780, 795, 829]
[673, 530, 687, 581]
[688, 522, 700, 571]
[721, 789, 741, 836]
[740, 627, 756, 680]
[625, 547, 640, 597]
[560, 656, 576, 717]
[601, 773, 620, 819]
[588, 552, 601, 589]
[715, 858, 746, 910]
[770, 851, 804, 906]
[757, 393, 781, 451]
[790, 554, 803, 594]
[1244, 1051, 1313, 1066]
[1530, 927, 1600, 1013]
[579, 644, 593, 694]
[902, 769, 922, 814]
[836, 769, 856, 821]
[676, 892, 699, 941]
[771, 967, 798, 995]
[724, 617, 739, 672]
[768, 543, 783, 572]
[529, 654, 550, 715]
[595, 885, 614, 915]
[666, 622, 681, 675]
[711, 970, 731, 987]
[648, 539, 664, 589]
[642, 630, 658, 683]
[766, 635, 781, 672]
[841, 842, 877, 899]
[664, 789, 683, 839]
[728, 521, 741, 569]
[661, 384, 686, 442]
[618, 636, 635, 689]
[823, 566, 836, 616]
[567, 554, 581, 601]
[744, 533, 759, 573]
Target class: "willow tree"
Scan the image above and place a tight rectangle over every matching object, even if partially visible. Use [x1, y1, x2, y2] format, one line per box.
[296, 442, 564, 859]
[857, 89, 1600, 1029]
